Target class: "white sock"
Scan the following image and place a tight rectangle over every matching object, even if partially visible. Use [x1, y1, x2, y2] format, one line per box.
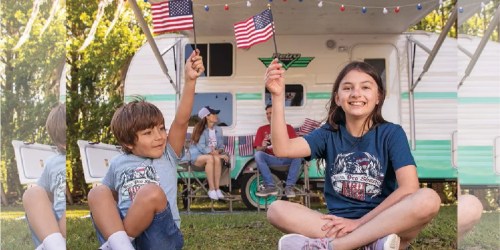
[108, 231, 134, 250]
[42, 232, 66, 250]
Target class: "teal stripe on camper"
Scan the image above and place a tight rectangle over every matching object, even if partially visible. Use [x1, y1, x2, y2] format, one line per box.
[411, 140, 457, 179]
[400, 92, 457, 100]
[236, 93, 262, 100]
[125, 94, 176, 102]
[307, 92, 331, 100]
[458, 145, 499, 185]
[458, 97, 500, 104]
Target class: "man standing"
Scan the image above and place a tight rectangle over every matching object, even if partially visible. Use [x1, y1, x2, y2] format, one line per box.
[254, 105, 302, 198]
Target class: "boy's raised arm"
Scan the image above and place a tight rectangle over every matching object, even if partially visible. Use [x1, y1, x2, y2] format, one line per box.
[169, 49, 205, 156]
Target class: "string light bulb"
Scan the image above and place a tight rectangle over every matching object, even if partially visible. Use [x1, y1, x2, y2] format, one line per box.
[246, 1, 251, 7]
[417, 3, 422, 10]
[362, 6, 367, 13]
[204, 5, 209, 11]
[224, 4, 229, 11]
[395, 6, 400, 13]
[340, 4, 345, 12]
[383, 8, 388, 14]
[318, 1, 323, 8]
[458, 6, 464, 13]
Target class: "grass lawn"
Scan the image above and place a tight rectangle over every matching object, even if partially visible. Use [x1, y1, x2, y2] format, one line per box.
[459, 211, 500, 250]
[1, 200, 466, 250]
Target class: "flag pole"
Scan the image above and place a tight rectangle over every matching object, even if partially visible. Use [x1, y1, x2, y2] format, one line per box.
[268, 5, 278, 58]
[190, 0, 197, 51]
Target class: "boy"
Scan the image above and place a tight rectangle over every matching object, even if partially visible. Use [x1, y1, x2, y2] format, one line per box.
[23, 103, 67, 250]
[88, 50, 204, 249]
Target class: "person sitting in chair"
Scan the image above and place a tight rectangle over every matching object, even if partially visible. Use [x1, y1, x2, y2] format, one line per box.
[189, 106, 229, 200]
[254, 104, 302, 198]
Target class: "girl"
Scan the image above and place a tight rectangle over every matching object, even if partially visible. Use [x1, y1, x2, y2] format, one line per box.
[190, 106, 229, 200]
[265, 59, 441, 250]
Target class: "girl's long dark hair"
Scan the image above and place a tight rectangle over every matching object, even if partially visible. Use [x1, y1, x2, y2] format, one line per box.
[326, 61, 387, 131]
[191, 117, 208, 144]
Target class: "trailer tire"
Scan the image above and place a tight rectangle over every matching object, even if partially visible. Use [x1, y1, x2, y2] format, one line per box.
[240, 172, 282, 209]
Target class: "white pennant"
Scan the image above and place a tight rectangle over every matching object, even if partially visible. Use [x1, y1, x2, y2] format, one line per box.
[14, 0, 46, 50]
[104, 0, 125, 38]
[40, 0, 60, 37]
[79, 0, 113, 52]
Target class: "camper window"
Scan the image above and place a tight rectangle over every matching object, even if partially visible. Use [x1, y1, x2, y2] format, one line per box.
[265, 84, 304, 107]
[189, 92, 233, 127]
[364, 58, 387, 91]
[185, 43, 233, 77]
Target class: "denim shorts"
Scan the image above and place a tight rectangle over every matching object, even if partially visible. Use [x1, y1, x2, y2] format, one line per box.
[26, 207, 63, 248]
[92, 203, 184, 250]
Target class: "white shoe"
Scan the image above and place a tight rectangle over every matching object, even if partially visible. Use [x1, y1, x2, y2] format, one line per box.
[208, 190, 219, 200]
[216, 189, 225, 199]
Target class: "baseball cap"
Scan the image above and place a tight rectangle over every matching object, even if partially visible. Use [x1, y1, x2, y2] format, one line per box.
[198, 106, 220, 119]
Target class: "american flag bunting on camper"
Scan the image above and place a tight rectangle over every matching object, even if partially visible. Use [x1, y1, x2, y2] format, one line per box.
[151, 0, 194, 35]
[234, 9, 274, 49]
[297, 118, 321, 136]
[224, 136, 235, 156]
[238, 135, 254, 157]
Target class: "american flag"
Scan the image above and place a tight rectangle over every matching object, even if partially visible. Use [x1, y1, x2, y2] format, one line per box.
[224, 136, 235, 156]
[234, 9, 274, 49]
[151, 0, 194, 35]
[238, 135, 254, 157]
[297, 118, 321, 136]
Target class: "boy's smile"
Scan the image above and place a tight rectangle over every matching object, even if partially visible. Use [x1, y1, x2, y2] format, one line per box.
[128, 125, 167, 158]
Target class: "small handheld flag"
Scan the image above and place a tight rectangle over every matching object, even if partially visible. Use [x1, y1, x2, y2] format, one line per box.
[234, 9, 275, 49]
[151, 0, 194, 35]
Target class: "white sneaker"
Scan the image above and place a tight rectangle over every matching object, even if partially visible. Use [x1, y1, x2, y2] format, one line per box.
[216, 189, 225, 199]
[208, 190, 219, 200]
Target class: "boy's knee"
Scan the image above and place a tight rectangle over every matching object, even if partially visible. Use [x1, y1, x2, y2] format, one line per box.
[22, 186, 45, 204]
[136, 184, 167, 208]
[88, 185, 112, 207]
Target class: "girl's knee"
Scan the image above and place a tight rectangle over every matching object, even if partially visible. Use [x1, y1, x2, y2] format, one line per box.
[267, 200, 286, 223]
[413, 188, 441, 219]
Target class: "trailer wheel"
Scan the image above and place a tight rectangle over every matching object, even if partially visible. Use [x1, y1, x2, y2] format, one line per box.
[240, 172, 282, 209]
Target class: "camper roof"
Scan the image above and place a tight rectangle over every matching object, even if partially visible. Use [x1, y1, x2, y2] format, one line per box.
[184, 0, 439, 36]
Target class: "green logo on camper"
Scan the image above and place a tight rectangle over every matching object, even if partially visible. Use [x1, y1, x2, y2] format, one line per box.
[259, 53, 314, 70]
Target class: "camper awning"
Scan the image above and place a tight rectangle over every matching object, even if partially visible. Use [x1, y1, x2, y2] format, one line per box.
[182, 0, 438, 36]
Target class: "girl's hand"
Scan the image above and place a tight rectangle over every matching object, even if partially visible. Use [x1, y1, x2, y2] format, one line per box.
[185, 49, 205, 80]
[320, 215, 361, 238]
[265, 58, 285, 97]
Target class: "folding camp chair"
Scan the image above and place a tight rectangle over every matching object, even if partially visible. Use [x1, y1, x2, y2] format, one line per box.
[77, 140, 122, 186]
[177, 134, 235, 213]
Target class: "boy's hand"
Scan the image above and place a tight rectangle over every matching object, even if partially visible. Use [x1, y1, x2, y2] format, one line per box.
[185, 49, 205, 81]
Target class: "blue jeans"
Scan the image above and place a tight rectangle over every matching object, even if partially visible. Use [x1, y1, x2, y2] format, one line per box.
[254, 151, 302, 187]
[92, 203, 184, 250]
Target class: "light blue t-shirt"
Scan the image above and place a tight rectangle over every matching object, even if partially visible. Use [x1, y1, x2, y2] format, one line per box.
[37, 153, 66, 219]
[102, 144, 182, 228]
[304, 122, 416, 219]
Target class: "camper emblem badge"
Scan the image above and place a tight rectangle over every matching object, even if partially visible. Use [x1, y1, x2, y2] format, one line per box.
[259, 53, 314, 70]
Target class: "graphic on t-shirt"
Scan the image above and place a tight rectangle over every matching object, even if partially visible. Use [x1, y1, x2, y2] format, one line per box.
[55, 171, 66, 202]
[119, 165, 159, 201]
[331, 152, 383, 201]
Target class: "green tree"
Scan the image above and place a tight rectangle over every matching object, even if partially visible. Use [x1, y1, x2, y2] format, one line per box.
[0, 0, 65, 201]
[66, 0, 145, 196]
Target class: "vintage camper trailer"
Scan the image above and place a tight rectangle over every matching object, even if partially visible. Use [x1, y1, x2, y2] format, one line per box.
[124, 0, 459, 208]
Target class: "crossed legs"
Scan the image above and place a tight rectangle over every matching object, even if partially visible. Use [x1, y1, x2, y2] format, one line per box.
[267, 188, 441, 250]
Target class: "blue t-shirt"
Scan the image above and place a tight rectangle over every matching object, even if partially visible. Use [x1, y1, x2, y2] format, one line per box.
[304, 122, 415, 219]
[102, 144, 182, 228]
[37, 153, 66, 219]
